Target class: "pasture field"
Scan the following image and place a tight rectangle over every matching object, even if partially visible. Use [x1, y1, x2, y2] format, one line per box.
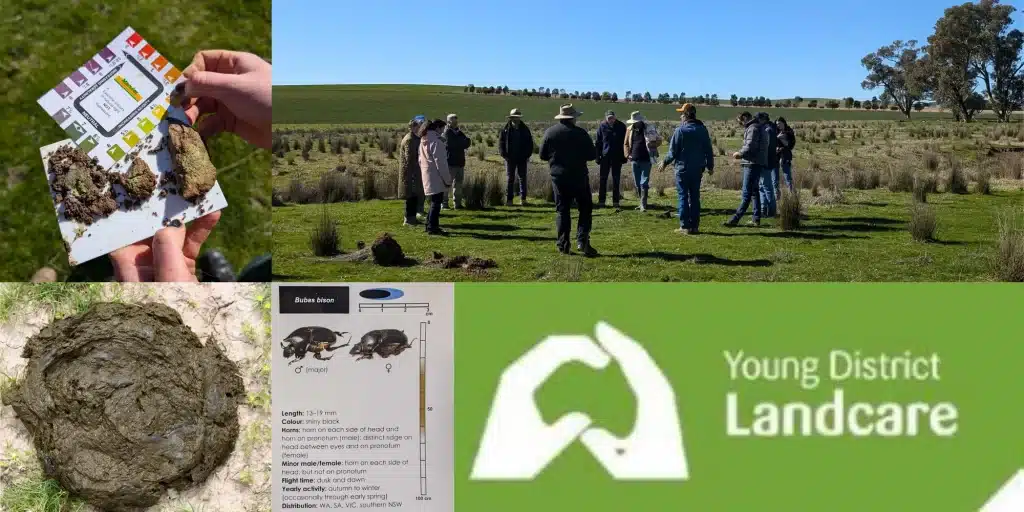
[0, 0, 272, 281]
[271, 107, 1024, 282]
[272, 84, 955, 125]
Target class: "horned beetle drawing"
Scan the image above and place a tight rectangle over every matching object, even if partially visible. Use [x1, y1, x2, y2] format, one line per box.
[281, 327, 351, 365]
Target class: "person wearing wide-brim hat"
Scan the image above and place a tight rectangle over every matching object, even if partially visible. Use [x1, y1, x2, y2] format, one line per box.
[595, 109, 627, 208]
[624, 111, 662, 211]
[499, 108, 534, 206]
[658, 104, 715, 234]
[539, 104, 599, 256]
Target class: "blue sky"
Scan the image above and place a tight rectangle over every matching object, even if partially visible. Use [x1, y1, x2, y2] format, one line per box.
[272, 0, 1021, 100]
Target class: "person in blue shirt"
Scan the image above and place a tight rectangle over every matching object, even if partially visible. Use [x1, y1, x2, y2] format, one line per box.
[658, 104, 715, 235]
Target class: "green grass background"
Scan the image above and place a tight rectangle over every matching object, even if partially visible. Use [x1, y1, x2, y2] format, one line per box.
[0, 0, 271, 281]
[272, 84, 953, 124]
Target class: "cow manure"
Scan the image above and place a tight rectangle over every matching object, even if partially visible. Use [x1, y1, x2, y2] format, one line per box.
[336, 233, 409, 266]
[47, 145, 118, 225]
[167, 123, 216, 203]
[1, 303, 243, 511]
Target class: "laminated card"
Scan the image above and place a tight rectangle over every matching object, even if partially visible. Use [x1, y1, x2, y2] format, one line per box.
[36, 27, 227, 266]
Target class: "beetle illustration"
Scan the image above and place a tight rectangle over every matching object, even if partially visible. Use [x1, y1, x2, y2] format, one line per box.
[350, 329, 414, 361]
[281, 327, 351, 365]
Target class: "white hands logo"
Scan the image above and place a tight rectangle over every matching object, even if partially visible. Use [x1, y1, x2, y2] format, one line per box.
[470, 321, 688, 480]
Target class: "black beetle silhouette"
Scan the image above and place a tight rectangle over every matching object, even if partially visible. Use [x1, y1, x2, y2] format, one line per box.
[350, 329, 414, 361]
[282, 327, 350, 365]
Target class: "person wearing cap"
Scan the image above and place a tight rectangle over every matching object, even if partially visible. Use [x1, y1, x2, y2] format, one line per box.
[623, 111, 657, 211]
[443, 113, 472, 209]
[418, 119, 453, 235]
[540, 104, 599, 257]
[498, 108, 534, 205]
[757, 112, 779, 218]
[594, 110, 627, 208]
[398, 115, 426, 225]
[725, 111, 769, 227]
[658, 103, 715, 234]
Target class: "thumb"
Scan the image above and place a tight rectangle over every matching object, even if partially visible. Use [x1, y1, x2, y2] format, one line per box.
[152, 227, 194, 282]
[546, 411, 592, 447]
[182, 71, 236, 102]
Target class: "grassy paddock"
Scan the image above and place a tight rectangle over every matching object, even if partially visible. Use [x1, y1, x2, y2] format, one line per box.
[0, 1, 272, 281]
[272, 84, 960, 124]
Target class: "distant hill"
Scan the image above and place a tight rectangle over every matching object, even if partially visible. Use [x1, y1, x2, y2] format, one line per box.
[272, 84, 949, 125]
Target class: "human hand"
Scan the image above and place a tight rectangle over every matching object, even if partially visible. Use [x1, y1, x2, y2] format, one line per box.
[732, 152, 741, 160]
[578, 322, 688, 479]
[110, 212, 220, 282]
[177, 50, 272, 149]
[470, 332, 612, 479]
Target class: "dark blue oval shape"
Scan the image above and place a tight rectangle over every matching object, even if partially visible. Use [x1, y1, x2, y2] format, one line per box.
[359, 288, 404, 300]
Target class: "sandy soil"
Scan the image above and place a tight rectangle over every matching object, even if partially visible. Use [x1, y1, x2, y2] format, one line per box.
[0, 283, 271, 512]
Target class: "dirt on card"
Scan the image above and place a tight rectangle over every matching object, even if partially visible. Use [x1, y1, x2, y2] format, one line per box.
[167, 123, 217, 202]
[1, 302, 243, 511]
[117, 157, 157, 201]
[47, 145, 118, 225]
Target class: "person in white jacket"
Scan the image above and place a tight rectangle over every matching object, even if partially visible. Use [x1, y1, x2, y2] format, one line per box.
[418, 119, 453, 235]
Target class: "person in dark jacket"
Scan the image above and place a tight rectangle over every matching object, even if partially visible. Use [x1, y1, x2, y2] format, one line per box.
[776, 117, 796, 192]
[498, 108, 534, 206]
[443, 113, 472, 209]
[539, 104, 598, 257]
[757, 112, 778, 218]
[725, 112, 766, 227]
[659, 104, 715, 234]
[594, 110, 627, 208]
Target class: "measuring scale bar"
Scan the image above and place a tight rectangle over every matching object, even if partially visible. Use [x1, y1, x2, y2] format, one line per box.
[358, 302, 430, 313]
[419, 321, 427, 496]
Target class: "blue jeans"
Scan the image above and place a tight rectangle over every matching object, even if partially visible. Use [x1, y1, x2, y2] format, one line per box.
[632, 160, 652, 191]
[730, 165, 762, 224]
[759, 167, 777, 217]
[675, 169, 703, 230]
[781, 161, 794, 191]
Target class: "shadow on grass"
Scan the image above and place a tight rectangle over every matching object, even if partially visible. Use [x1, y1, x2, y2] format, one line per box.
[804, 223, 900, 233]
[609, 251, 772, 267]
[853, 201, 890, 207]
[825, 216, 903, 224]
[701, 230, 867, 240]
[448, 231, 552, 242]
[448, 223, 545, 232]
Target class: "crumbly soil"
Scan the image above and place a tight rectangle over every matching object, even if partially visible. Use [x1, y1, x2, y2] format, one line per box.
[336, 233, 408, 266]
[0, 284, 271, 512]
[47, 145, 118, 225]
[167, 123, 216, 202]
[426, 251, 498, 272]
[117, 157, 157, 202]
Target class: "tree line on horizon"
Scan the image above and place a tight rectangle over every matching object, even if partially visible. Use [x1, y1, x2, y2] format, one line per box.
[461, 1, 1022, 122]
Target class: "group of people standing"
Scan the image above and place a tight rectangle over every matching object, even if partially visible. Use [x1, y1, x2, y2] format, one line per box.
[394, 102, 797, 253]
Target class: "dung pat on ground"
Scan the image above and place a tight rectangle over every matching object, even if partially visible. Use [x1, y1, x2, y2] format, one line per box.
[1, 302, 243, 511]
[47, 145, 117, 224]
[168, 123, 217, 202]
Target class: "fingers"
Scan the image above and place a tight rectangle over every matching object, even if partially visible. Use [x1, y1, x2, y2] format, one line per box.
[152, 226, 196, 282]
[184, 50, 236, 76]
[502, 334, 611, 392]
[579, 427, 621, 460]
[183, 211, 221, 259]
[547, 411, 593, 448]
[195, 112, 229, 141]
[182, 70, 238, 103]
[594, 322, 671, 398]
[110, 248, 142, 282]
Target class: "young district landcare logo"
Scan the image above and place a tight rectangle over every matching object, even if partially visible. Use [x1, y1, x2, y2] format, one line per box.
[470, 322, 687, 481]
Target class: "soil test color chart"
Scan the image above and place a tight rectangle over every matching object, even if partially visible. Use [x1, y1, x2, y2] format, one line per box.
[272, 283, 454, 512]
[35, 27, 227, 265]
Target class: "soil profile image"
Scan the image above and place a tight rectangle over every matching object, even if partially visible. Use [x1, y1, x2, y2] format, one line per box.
[0, 283, 272, 512]
[281, 326, 351, 365]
